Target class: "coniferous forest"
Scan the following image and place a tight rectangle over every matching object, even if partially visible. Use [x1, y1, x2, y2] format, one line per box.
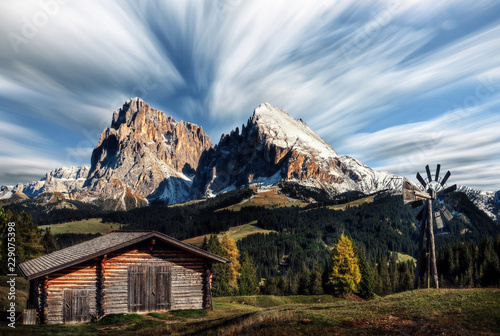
[2, 188, 500, 298]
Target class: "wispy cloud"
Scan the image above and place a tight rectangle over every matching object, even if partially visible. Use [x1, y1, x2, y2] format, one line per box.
[340, 105, 500, 190]
[0, 0, 499, 190]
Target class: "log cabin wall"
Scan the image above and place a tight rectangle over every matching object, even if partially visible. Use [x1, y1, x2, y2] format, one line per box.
[43, 260, 98, 324]
[101, 240, 210, 315]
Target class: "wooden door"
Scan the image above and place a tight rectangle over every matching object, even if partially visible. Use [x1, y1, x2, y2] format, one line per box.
[128, 265, 171, 312]
[63, 290, 91, 323]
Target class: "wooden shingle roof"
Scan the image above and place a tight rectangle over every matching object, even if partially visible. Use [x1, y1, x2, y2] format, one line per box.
[18, 231, 228, 280]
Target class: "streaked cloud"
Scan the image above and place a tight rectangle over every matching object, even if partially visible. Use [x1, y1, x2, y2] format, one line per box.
[0, 0, 499, 190]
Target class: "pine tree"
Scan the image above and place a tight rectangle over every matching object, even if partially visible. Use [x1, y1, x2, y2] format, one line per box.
[494, 234, 500, 261]
[389, 253, 398, 293]
[478, 237, 500, 287]
[398, 261, 413, 292]
[205, 235, 231, 296]
[373, 263, 382, 296]
[201, 235, 209, 250]
[327, 234, 361, 294]
[378, 256, 391, 295]
[222, 235, 241, 292]
[289, 273, 300, 295]
[261, 276, 277, 295]
[356, 246, 374, 299]
[298, 263, 311, 295]
[42, 228, 57, 254]
[309, 263, 324, 295]
[238, 251, 258, 295]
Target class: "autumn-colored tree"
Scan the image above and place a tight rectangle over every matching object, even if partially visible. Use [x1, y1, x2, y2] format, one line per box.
[327, 234, 361, 294]
[222, 235, 241, 292]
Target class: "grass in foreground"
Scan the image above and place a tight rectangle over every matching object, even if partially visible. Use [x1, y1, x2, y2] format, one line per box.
[38, 218, 120, 234]
[1, 289, 498, 335]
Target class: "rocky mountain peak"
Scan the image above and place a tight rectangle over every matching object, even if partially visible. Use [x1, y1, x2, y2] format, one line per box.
[249, 103, 338, 159]
[84, 98, 213, 209]
[193, 103, 399, 198]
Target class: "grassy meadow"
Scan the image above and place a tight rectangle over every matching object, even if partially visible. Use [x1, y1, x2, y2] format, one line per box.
[182, 221, 277, 246]
[38, 218, 120, 235]
[1, 289, 498, 335]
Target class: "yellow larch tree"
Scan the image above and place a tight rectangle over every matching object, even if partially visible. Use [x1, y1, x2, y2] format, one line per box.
[327, 234, 361, 294]
[222, 235, 241, 291]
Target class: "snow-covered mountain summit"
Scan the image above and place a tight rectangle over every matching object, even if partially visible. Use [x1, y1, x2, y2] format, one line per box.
[0, 166, 90, 199]
[194, 103, 401, 198]
[252, 103, 338, 160]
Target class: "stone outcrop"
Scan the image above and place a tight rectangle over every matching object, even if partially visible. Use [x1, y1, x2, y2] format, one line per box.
[84, 97, 212, 208]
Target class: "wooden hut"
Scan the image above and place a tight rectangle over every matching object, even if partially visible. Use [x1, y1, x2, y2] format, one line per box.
[18, 231, 228, 324]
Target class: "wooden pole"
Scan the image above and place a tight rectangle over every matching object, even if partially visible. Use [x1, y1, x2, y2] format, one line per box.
[414, 209, 427, 289]
[426, 205, 431, 289]
[427, 199, 439, 288]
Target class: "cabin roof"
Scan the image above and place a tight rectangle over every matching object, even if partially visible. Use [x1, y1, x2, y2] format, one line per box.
[18, 231, 228, 280]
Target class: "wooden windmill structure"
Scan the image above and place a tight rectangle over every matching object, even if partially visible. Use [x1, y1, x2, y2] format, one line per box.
[402, 164, 456, 289]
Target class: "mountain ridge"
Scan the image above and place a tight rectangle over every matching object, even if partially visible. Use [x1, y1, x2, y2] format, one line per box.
[1, 99, 498, 218]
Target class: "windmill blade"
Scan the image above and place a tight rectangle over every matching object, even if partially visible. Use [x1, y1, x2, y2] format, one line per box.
[440, 171, 451, 186]
[403, 178, 432, 204]
[416, 206, 426, 222]
[411, 200, 424, 208]
[434, 211, 444, 229]
[435, 164, 441, 182]
[444, 184, 457, 194]
[416, 172, 427, 189]
[440, 206, 453, 221]
[425, 165, 432, 183]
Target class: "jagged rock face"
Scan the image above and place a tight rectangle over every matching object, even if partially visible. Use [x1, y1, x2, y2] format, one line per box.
[85, 98, 212, 206]
[193, 103, 401, 198]
[25, 166, 90, 197]
[0, 166, 90, 199]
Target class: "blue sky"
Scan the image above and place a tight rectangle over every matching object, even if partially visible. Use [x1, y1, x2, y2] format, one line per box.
[1, 0, 499, 190]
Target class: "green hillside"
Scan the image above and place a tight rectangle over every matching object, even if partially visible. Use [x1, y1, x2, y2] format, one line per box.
[182, 221, 277, 246]
[39, 218, 120, 235]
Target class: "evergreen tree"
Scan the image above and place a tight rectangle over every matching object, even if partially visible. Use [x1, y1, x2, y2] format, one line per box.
[42, 228, 57, 254]
[201, 235, 209, 250]
[389, 253, 399, 293]
[356, 246, 374, 299]
[398, 261, 413, 292]
[378, 256, 391, 295]
[309, 263, 324, 295]
[298, 263, 311, 295]
[222, 235, 241, 292]
[478, 237, 500, 287]
[205, 235, 231, 296]
[1, 209, 44, 273]
[238, 251, 258, 295]
[373, 263, 382, 296]
[327, 234, 361, 294]
[261, 276, 277, 295]
[289, 273, 300, 295]
[494, 234, 500, 261]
